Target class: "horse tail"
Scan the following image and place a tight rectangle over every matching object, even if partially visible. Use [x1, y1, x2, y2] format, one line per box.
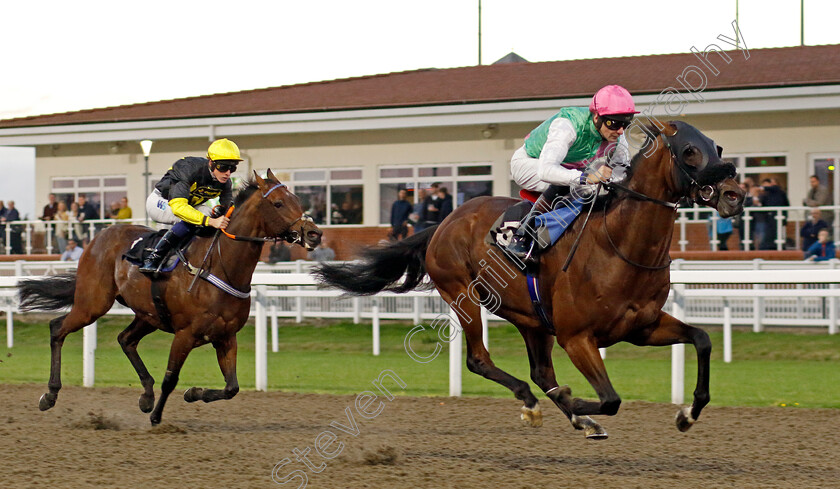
[18, 272, 77, 312]
[312, 225, 439, 295]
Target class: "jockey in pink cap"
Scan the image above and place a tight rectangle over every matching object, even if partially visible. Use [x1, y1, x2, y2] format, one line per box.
[503, 85, 639, 263]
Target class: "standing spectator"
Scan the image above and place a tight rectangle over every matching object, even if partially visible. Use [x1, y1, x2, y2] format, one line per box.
[40, 193, 59, 221]
[410, 189, 427, 233]
[0, 200, 6, 221]
[420, 182, 441, 228]
[2, 200, 22, 254]
[69, 201, 84, 242]
[804, 229, 835, 261]
[60, 238, 84, 261]
[803, 175, 833, 225]
[709, 211, 734, 250]
[308, 238, 336, 262]
[758, 178, 789, 250]
[388, 189, 413, 241]
[76, 195, 99, 246]
[800, 207, 829, 251]
[266, 242, 291, 263]
[53, 201, 71, 252]
[436, 186, 453, 223]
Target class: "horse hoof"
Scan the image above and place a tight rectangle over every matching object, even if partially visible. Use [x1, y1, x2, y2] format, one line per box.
[139, 395, 154, 413]
[184, 387, 204, 403]
[38, 393, 56, 411]
[584, 427, 609, 440]
[150, 414, 161, 426]
[520, 403, 543, 428]
[571, 415, 608, 439]
[675, 406, 696, 432]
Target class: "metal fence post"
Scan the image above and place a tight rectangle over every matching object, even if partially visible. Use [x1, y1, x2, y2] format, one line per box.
[671, 283, 685, 405]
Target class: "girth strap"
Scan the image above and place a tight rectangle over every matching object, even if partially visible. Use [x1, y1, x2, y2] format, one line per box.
[526, 272, 555, 335]
[150, 279, 172, 328]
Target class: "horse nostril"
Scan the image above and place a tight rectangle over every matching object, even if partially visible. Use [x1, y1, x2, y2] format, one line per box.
[724, 190, 739, 202]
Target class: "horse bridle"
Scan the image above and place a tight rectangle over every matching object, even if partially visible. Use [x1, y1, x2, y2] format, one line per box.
[597, 130, 705, 270]
[220, 182, 315, 245]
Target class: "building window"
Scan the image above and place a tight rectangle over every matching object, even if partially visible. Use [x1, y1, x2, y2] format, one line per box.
[50, 175, 128, 219]
[726, 154, 789, 193]
[277, 168, 363, 225]
[378, 164, 493, 224]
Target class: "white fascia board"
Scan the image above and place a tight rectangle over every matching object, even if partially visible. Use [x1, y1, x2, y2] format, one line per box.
[1, 85, 838, 147]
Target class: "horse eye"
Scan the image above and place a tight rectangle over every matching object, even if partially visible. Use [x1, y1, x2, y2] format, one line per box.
[273, 201, 284, 208]
[684, 147, 695, 156]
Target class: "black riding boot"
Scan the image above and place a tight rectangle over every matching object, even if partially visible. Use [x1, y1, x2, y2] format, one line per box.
[504, 185, 566, 264]
[139, 229, 180, 274]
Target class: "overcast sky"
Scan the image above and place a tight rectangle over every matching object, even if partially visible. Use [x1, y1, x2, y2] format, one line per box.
[2, 0, 838, 120]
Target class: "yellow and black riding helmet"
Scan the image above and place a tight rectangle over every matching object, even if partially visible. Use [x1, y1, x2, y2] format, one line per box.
[207, 138, 244, 172]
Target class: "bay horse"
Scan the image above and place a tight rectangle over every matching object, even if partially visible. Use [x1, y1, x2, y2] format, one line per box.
[315, 121, 745, 439]
[18, 170, 322, 425]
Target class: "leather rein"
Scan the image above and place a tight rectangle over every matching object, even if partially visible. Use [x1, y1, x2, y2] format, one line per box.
[596, 132, 716, 271]
[219, 183, 314, 246]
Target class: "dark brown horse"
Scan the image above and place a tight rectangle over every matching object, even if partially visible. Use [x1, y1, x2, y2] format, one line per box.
[315, 121, 745, 439]
[18, 170, 322, 425]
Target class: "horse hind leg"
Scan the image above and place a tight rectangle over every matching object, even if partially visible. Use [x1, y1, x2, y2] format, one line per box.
[520, 327, 607, 439]
[442, 292, 541, 427]
[184, 336, 239, 403]
[118, 317, 158, 413]
[40, 306, 106, 411]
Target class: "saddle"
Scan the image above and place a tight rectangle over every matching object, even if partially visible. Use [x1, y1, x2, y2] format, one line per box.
[123, 229, 189, 273]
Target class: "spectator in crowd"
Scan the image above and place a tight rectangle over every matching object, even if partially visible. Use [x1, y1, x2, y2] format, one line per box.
[76, 195, 100, 246]
[409, 188, 427, 233]
[388, 189, 413, 241]
[40, 193, 58, 221]
[1, 200, 22, 254]
[800, 207, 829, 251]
[709, 211, 734, 250]
[758, 178, 789, 250]
[803, 175, 833, 224]
[266, 242, 291, 263]
[437, 186, 453, 223]
[111, 197, 132, 220]
[69, 201, 84, 242]
[60, 238, 84, 261]
[308, 238, 336, 262]
[804, 229, 835, 261]
[0, 200, 6, 221]
[77, 195, 99, 221]
[53, 201, 71, 252]
[420, 182, 441, 228]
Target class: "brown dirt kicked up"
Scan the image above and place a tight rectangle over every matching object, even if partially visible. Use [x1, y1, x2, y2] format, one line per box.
[0, 384, 838, 489]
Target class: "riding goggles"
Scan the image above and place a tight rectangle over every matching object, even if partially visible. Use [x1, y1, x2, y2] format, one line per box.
[213, 162, 237, 173]
[602, 116, 633, 131]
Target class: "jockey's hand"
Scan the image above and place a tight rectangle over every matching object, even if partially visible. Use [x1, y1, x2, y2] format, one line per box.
[207, 215, 229, 230]
[586, 166, 613, 184]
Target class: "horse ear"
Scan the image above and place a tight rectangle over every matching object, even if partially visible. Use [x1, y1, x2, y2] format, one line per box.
[266, 168, 278, 183]
[254, 170, 268, 191]
[716, 145, 724, 158]
[661, 123, 678, 137]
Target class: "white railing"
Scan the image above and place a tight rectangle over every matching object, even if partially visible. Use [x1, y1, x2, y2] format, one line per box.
[1, 265, 839, 402]
[4, 203, 840, 255]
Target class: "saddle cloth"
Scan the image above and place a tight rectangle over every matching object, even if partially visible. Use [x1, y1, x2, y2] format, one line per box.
[123, 229, 183, 273]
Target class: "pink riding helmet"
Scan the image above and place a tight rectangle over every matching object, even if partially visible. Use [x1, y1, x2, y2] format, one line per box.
[589, 85, 639, 116]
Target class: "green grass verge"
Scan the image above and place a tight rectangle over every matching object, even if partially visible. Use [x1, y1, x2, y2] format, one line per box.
[1, 317, 838, 408]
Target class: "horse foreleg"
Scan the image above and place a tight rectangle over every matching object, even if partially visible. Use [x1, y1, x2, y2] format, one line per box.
[626, 312, 711, 432]
[521, 328, 607, 438]
[184, 336, 239, 403]
[558, 334, 621, 439]
[150, 330, 196, 426]
[117, 317, 158, 413]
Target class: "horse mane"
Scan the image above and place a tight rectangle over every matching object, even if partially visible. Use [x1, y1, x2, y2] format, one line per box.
[233, 176, 260, 208]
